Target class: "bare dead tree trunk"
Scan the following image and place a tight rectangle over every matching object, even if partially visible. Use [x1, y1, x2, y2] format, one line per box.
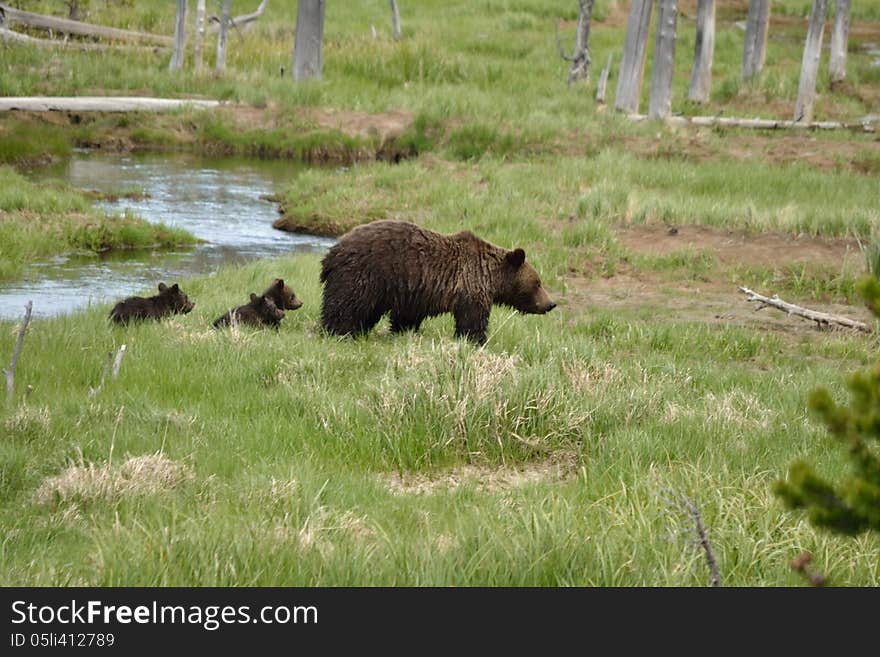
[829, 0, 850, 84]
[596, 52, 613, 103]
[193, 0, 206, 72]
[615, 0, 653, 113]
[390, 0, 401, 42]
[4, 301, 32, 403]
[169, 0, 188, 71]
[292, 0, 326, 82]
[649, 0, 678, 119]
[556, 1, 595, 85]
[795, 0, 830, 123]
[688, 0, 715, 102]
[742, 0, 771, 80]
[215, 0, 231, 73]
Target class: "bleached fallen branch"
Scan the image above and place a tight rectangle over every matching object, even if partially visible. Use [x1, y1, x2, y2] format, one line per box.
[628, 113, 877, 133]
[4, 301, 33, 403]
[739, 287, 871, 333]
[0, 2, 171, 46]
[0, 96, 221, 112]
[207, 0, 268, 34]
[0, 26, 160, 51]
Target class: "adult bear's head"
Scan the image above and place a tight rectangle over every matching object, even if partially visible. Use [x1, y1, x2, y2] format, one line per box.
[496, 248, 556, 314]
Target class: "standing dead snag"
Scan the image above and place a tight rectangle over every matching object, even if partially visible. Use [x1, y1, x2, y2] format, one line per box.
[556, 1, 595, 86]
[292, 0, 326, 82]
[4, 301, 33, 404]
[596, 52, 613, 103]
[215, 0, 231, 73]
[390, 0, 401, 42]
[169, 0, 188, 71]
[742, 0, 770, 81]
[648, 0, 678, 120]
[193, 0, 206, 72]
[615, 0, 653, 113]
[795, 0, 830, 123]
[659, 487, 721, 587]
[739, 287, 871, 332]
[688, 0, 715, 103]
[829, 0, 851, 85]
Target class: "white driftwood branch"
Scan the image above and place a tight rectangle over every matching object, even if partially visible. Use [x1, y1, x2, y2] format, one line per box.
[0, 26, 160, 51]
[627, 113, 876, 133]
[0, 2, 172, 46]
[111, 344, 126, 381]
[0, 97, 221, 112]
[739, 287, 871, 332]
[4, 300, 33, 402]
[207, 0, 268, 34]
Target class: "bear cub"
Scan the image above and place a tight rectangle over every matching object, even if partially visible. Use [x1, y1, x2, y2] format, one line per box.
[213, 293, 285, 329]
[262, 278, 303, 312]
[109, 283, 195, 325]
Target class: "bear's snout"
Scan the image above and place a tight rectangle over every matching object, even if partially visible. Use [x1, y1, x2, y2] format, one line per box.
[546, 301, 557, 312]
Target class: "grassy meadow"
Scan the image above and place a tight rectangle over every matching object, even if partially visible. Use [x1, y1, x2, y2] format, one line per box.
[1, 0, 880, 585]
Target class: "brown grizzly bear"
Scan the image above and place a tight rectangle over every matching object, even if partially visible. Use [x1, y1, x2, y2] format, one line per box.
[262, 278, 303, 312]
[109, 283, 195, 325]
[213, 293, 285, 329]
[320, 220, 556, 344]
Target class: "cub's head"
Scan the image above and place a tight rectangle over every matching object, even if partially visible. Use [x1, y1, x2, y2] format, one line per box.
[158, 283, 195, 314]
[496, 249, 556, 315]
[250, 293, 285, 323]
[265, 278, 303, 311]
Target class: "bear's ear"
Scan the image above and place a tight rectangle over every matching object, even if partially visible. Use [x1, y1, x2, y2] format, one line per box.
[250, 293, 259, 303]
[506, 248, 526, 268]
[170, 284, 179, 292]
[272, 278, 284, 288]
[158, 282, 168, 292]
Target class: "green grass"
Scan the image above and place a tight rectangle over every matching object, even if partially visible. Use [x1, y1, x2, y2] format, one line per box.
[2, 0, 880, 587]
[1, 0, 878, 164]
[1, 255, 878, 585]
[0, 166, 196, 281]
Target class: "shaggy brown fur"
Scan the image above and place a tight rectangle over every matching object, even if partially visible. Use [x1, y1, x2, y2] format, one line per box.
[109, 283, 195, 325]
[213, 293, 285, 329]
[320, 220, 556, 344]
[263, 278, 303, 311]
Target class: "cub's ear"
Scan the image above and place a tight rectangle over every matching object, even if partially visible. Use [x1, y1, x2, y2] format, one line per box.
[170, 284, 180, 292]
[272, 278, 284, 288]
[506, 248, 526, 268]
[250, 293, 259, 303]
[158, 282, 168, 292]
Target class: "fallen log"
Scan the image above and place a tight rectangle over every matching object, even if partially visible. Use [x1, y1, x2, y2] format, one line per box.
[0, 26, 161, 51]
[0, 96, 222, 112]
[628, 113, 877, 133]
[0, 2, 172, 46]
[738, 286, 871, 332]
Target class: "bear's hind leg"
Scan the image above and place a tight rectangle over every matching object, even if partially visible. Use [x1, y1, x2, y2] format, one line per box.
[390, 312, 423, 334]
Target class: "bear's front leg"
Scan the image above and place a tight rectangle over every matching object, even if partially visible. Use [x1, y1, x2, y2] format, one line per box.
[453, 303, 490, 345]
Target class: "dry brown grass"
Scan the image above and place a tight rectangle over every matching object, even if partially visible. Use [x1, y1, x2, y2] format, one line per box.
[35, 453, 191, 507]
[380, 450, 580, 496]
